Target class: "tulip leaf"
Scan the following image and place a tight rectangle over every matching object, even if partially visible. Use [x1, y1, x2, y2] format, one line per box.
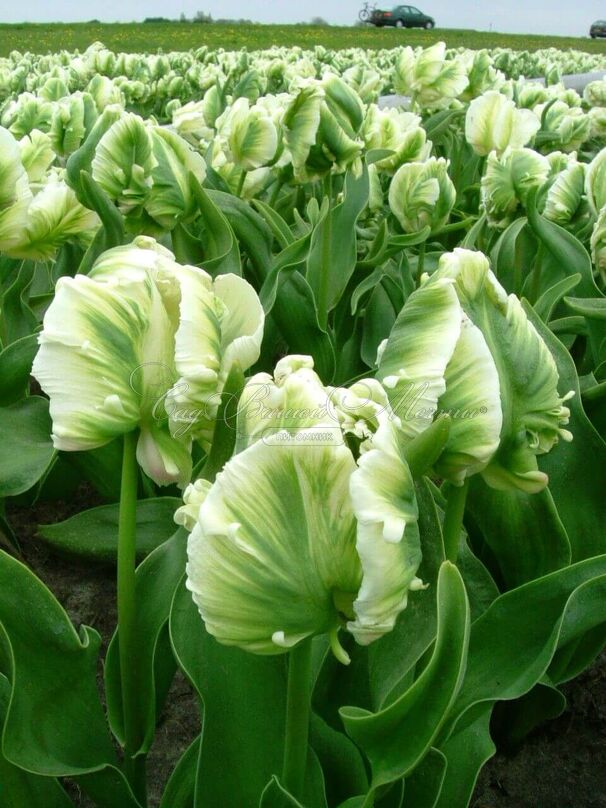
[492, 680, 565, 750]
[190, 178, 241, 276]
[360, 282, 397, 369]
[446, 556, 606, 739]
[526, 303, 606, 561]
[206, 189, 273, 282]
[306, 165, 369, 328]
[0, 550, 139, 808]
[159, 735, 200, 808]
[434, 708, 495, 808]
[0, 333, 37, 406]
[1, 260, 39, 345]
[271, 271, 336, 382]
[534, 273, 581, 322]
[402, 748, 446, 808]
[63, 439, 123, 501]
[466, 477, 571, 588]
[105, 530, 187, 752]
[37, 497, 181, 563]
[79, 171, 125, 249]
[340, 562, 470, 790]
[259, 230, 312, 314]
[310, 713, 368, 804]
[169, 576, 286, 806]
[200, 362, 245, 483]
[0, 673, 74, 808]
[252, 198, 295, 249]
[259, 776, 306, 807]
[490, 217, 533, 295]
[0, 396, 55, 498]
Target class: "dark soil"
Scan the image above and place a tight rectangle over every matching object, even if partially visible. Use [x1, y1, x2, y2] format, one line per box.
[6, 488, 606, 808]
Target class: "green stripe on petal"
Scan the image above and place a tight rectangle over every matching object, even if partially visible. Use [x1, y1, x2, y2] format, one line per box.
[377, 278, 462, 442]
[186, 434, 360, 654]
[432, 248, 572, 492]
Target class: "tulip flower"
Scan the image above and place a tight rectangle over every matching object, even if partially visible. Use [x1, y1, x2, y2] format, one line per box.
[91, 112, 157, 216]
[534, 101, 591, 154]
[215, 97, 279, 172]
[429, 249, 573, 493]
[0, 126, 31, 254]
[585, 146, 606, 216]
[543, 156, 587, 227]
[388, 157, 456, 235]
[481, 147, 550, 229]
[32, 236, 264, 485]
[361, 105, 431, 174]
[465, 91, 540, 156]
[394, 42, 469, 111]
[590, 206, 606, 282]
[185, 355, 423, 659]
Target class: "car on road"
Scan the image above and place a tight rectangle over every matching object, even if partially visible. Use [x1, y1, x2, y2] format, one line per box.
[371, 5, 435, 28]
[590, 20, 606, 37]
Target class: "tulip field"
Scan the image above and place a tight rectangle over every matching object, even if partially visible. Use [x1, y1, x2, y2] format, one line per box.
[2, 37, 606, 807]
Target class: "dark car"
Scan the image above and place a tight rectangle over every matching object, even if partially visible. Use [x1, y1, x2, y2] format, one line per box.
[372, 5, 435, 28]
[590, 20, 606, 37]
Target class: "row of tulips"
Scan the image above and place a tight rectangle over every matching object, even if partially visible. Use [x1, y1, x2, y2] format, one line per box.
[0, 38, 605, 808]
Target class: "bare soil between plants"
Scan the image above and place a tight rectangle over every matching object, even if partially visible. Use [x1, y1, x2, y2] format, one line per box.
[6, 489, 606, 808]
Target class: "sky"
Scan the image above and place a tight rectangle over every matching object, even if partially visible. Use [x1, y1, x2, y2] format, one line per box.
[1, 0, 604, 39]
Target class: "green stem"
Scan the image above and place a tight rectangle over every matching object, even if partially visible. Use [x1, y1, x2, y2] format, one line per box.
[282, 638, 313, 799]
[236, 169, 247, 197]
[118, 431, 147, 805]
[442, 480, 469, 563]
[531, 243, 544, 303]
[269, 177, 283, 207]
[417, 241, 426, 284]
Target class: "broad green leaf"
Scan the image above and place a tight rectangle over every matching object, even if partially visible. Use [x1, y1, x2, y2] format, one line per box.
[0, 333, 37, 406]
[534, 274, 581, 322]
[259, 230, 312, 313]
[403, 748, 447, 808]
[271, 272, 336, 382]
[105, 530, 187, 752]
[526, 197, 600, 299]
[306, 165, 369, 328]
[206, 189, 273, 282]
[159, 735, 199, 808]
[170, 578, 287, 806]
[446, 556, 606, 737]
[260, 776, 306, 807]
[434, 708, 495, 808]
[0, 397, 54, 498]
[1, 260, 38, 345]
[0, 673, 73, 808]
[37, 498, 181, 563]
[252, 198, 295, 249]
[466, 478, 571, 588]
[361, 283, 396, 369]
[190, 178, 241, 276]
[310, 713, 368, 805]
[527, 304, 606, 560]
[0, 550, 139, 808]
[492, 680, 565, 750]
[490, 217, 533, 296]
[64, 439, 123, 501]
[340, 562, 470, 789]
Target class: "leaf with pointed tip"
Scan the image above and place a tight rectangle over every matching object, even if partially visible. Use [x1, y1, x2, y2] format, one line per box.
[0, 397, 55, 498]
[340, 562, 470, 789]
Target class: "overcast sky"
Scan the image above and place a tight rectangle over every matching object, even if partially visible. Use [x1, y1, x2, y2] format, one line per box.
[2, 0, 605, 39]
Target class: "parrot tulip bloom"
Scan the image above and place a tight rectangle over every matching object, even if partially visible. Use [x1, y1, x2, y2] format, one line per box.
[388, 157, 456, 235]
[465, 91, 540, 156]
[32, 236, 264, 485]
[185, 355, 424, 660]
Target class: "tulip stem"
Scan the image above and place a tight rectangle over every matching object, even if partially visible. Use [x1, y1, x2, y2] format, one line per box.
[118, 430, 146, 805]
[282, 638, 313, 799]
[443, 480, 469, 563]
[236, 169, 247, 197]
